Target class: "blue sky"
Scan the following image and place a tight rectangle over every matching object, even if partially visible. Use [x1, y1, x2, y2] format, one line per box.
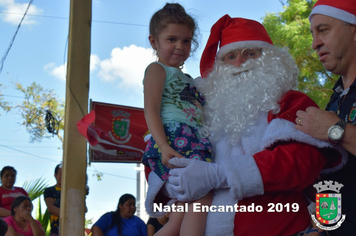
[0, 0, 284, 227]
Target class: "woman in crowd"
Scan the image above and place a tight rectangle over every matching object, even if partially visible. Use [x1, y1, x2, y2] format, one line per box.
[3, 196, 45, 236]
[147, 214, 169, 236]
[91, 193, 147, 236]
[0, 166, 29, 217]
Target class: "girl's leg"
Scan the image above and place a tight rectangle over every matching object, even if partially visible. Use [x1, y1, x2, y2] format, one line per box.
[154, 203, 184, 236]
[180, 191, 213, 236]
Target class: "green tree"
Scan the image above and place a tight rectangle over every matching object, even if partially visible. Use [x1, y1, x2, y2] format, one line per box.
[262, 0, 338, 108]
[14, 82, 64, 143]
[0, 84, 11, 113]
[3, 81, 103, 180]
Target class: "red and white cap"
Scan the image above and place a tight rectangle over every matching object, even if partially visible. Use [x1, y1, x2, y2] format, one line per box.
[309, 0, 356, 24]
[200, 15, 273, 78]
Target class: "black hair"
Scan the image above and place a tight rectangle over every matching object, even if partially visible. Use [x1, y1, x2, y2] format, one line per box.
[54, 164, 61, 175]
[149, 3, 199, 53]
[11, 196, 33, 216]
[0, 166, 17, 178]
[109, 193, 136, 236]
[0, 218, 8, 236]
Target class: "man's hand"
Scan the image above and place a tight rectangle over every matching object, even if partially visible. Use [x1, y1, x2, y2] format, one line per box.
[295, 106, 340, 141]
[166, 157, 228, 202]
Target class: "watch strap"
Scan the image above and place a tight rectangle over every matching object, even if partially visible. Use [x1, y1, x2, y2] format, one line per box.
[328, 120, 347, 145]
[335, 120, 347, 129]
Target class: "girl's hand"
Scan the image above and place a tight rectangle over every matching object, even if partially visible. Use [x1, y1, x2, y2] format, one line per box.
[161, 145, 183, 169]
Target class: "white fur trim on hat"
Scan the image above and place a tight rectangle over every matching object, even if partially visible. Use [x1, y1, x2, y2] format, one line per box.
[309, 5, 356, 24]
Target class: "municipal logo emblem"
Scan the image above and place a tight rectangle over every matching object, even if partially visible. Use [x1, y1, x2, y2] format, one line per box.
[316, 193, 341, 223]
[348, 105, 356, 122]
[113, 118, 130, 139]
[109, 116, 131, 144]
[311, 181, 346, 230]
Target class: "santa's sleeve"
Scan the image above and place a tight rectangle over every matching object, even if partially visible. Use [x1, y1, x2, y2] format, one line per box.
[221, 90, 347, 200]
[254, 142, 327, 192]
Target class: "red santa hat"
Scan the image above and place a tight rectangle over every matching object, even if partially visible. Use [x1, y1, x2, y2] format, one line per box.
[309, 0, 356, 24]
[200, 14, 273, 78]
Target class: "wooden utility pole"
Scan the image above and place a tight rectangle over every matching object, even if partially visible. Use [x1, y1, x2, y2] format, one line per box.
[60, 0, 92, 235]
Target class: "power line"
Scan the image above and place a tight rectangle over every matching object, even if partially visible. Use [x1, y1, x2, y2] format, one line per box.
[0, 11, 148, 27]
[0, 0, 34, 75]
[0, 11, 68, 20]
[90, 169, 136, 181]
[0, 144, 136, 181]
[92, 20, 148, 27]
[0, 143, 59, 163]
[1, 94, 26, 99]
[1, 94, 65, 100]
[0, 145, 60, 148]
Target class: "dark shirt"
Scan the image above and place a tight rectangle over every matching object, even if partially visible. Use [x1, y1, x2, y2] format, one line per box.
[44, 185, 61, 234]
[147, 217, 164, 233]
[323, 77, 356, 235]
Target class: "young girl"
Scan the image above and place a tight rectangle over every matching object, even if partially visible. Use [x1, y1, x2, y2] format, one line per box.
[142, 3, 212, 236]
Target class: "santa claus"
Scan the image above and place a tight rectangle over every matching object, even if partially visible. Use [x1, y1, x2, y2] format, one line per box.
[164, 15, 346, 235]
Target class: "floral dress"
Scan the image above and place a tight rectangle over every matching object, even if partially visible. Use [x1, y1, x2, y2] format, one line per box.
[142, 62, 212, 180]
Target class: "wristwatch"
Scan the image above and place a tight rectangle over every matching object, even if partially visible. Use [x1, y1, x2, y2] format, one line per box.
[327, 120, 347, 145]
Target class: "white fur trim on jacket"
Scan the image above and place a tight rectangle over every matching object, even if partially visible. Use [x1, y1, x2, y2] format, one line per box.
[145, 171, 169, 217]
[205, 188, 236, 236]
[263, 118, 348, 173]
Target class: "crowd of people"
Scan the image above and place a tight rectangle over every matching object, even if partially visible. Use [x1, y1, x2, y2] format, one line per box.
[0, 166, 45, 236]
[2, 0, 356, 235]
[0, 164, 144, 236]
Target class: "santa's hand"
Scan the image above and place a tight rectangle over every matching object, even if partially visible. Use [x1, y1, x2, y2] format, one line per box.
[167, 157, 228, 202]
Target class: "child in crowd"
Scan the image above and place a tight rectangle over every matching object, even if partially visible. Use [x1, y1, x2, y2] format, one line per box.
[142, 3, 212, 236]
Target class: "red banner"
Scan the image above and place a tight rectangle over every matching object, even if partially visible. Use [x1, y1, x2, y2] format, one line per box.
[77, 101, 148, 163]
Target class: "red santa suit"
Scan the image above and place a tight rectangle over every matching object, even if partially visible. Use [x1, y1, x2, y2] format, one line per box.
[205, 90, 345, 236]
[196, 16, 347, 235]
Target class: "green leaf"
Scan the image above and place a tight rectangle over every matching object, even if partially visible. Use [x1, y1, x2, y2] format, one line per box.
[23, 177, 50, 201]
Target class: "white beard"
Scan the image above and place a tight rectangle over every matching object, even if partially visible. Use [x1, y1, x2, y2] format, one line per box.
[196, 48, 298, 146]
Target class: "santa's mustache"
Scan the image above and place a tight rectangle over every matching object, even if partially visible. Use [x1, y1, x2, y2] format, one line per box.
[219, 59, 258, 77]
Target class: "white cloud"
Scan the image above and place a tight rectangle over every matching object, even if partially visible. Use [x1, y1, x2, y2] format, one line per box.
[97, 45, 155, 90]
[44, 46, 156, 93]
[90, 54, 100, 72]
[44, 62, 66, 81]
[45, 54, 99, 81]
[0, 0, 43, 25]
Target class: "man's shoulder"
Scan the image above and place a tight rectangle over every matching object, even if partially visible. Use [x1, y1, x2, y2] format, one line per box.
[44, 185, 60, 197]
[44, 185, 57, 191]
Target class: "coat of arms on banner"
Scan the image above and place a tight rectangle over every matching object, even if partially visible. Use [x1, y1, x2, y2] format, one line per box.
[109, 110, 132, 143]
[311, 180, 346, 230]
